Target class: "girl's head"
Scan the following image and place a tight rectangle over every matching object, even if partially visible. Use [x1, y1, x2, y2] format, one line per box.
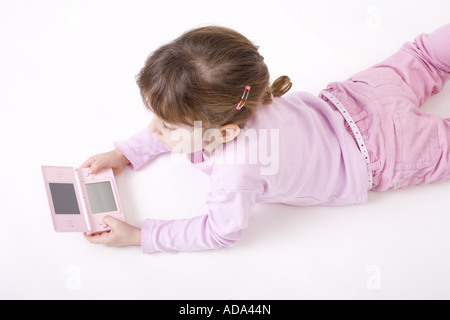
[137, 26, 292, 151]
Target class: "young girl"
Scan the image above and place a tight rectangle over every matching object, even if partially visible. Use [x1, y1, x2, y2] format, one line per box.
[82, 24, 450, 254]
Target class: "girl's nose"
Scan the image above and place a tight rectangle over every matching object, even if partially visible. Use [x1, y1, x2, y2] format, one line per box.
[148, 117, 162, 136]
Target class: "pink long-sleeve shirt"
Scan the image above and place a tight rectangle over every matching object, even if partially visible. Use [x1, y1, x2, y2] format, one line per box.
[114, 91, 368, 253]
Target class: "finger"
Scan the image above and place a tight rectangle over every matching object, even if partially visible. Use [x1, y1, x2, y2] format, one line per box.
[83, 232, 99, 244]
[89, 158, 108, 174]
[103, 216, 120, 228]
[83, 231, 111, 245]
[80, 157, 96, 169]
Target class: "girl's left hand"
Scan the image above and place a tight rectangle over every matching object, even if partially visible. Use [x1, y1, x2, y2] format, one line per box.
[83, 216, 141, 247]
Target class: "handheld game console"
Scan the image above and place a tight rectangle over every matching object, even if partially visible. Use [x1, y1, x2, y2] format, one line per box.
[42, 166, 126, 235]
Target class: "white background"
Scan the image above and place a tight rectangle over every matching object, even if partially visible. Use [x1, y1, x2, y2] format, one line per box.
[1, 0, 450, 300]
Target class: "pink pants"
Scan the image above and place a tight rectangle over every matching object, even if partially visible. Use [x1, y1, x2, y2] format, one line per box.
[324, 23, 450, 191]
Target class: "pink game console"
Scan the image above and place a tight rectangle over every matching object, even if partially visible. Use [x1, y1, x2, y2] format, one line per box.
[41, 166, 126, 234]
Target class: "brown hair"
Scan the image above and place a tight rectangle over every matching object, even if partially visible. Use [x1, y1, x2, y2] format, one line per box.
[136, 26, 292, 129]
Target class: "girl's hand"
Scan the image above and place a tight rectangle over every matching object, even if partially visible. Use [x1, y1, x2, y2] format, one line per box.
[80, 148, 130, 175]
[83, 216, 141, 247]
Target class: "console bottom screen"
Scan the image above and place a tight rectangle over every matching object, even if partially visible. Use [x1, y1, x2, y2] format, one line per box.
[85, 181, 117, 214]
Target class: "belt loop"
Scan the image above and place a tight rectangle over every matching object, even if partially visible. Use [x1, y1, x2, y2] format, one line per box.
[367, 160, 381, 172]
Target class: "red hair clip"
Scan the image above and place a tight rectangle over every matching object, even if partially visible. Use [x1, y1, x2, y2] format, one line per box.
[235, 86, 251, 110]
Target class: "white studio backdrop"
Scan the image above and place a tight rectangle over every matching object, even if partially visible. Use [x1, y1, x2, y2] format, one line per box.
[1, 0, 450, 299]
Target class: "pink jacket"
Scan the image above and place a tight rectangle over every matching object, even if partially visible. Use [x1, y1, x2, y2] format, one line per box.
[114, 91, 368, 253]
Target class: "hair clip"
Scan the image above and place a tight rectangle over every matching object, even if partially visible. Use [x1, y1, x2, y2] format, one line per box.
[235, 86, 251, 110]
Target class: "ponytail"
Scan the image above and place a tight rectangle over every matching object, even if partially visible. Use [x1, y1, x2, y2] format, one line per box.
[262, 75, 293, 104]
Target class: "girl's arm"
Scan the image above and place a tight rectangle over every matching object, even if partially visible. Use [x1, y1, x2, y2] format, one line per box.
[113, 126, 170, 171]
[140, 188, 261, 253]
[84, 188, 260, 253]
[81, 126, 170, 174]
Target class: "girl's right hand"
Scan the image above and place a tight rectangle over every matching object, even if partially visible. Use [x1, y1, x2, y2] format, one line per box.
[80, 148, 130, 175]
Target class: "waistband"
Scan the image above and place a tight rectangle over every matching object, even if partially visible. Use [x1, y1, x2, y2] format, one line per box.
[320, 90, 373, 190]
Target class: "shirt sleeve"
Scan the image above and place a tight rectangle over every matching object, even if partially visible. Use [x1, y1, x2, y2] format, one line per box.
[140, 188, 261, 253]
[113, 127, 169, 171]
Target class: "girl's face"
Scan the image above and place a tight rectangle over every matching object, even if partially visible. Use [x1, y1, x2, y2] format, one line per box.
[148, 116, 217, 154]
[148, 116, 240, 155]
[148, 116, 194, 152]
